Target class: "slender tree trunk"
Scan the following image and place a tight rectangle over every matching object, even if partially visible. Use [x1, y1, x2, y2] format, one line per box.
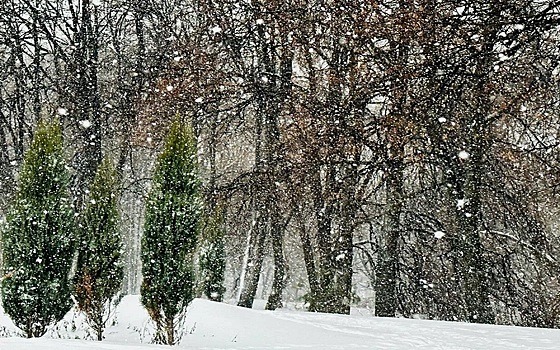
[308, 167, 338, 313]
[265, 232, 285, 310]
[237, 71, 268, 307]
[264, 22, 292, 311]
[96, 327, 103, 341]
[165, 316, 174, 345]
[0, 125, 14, 204]
[94, 302, 104, 341]
[375, 157, 404, 317]
[237, 191, 268, 308]
[293, 200, 320, 302]
[265, 207, 287, 310]
[374, 32, 410, 317]
[25, 320, 32, 339]
[13, 35, 27, 160]
[457, 141, 492, 323]
[117, 2, 145, 175]
[31, 8, 41, 122]
[334, 220, 354, 314]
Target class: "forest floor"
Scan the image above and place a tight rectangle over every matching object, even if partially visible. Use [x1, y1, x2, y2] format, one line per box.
[1, 295, 560, 349]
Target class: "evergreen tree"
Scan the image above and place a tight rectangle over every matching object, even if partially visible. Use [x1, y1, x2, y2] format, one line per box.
[141, 120, 201, 345]
[1, 119, 74, 338]
[198, 208, 226, 302]
[74, 156, 123, 341]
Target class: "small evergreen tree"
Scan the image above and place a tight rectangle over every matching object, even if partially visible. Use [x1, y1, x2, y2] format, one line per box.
[141, 120, 201, 345]
[198, 208, 226, 302]
[74, 156, 123, 341]
[1, 119, 74, 338]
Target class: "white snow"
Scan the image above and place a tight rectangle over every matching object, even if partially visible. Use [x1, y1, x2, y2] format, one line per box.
[454, 6, 466, 15]
[79, 120, 92, 129]
[458, 150, 470, 160]
[3, 296, 560, 349]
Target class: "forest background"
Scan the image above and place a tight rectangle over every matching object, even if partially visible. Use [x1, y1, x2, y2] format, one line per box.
[2, 0, 560, 329]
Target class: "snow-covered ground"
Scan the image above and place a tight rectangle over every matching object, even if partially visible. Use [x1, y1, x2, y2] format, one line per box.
[2, 296, 560, 349]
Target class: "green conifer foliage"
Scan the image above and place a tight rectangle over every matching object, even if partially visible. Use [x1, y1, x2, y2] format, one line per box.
[198, 208, 226, 302]
[1, 119, 74, 338]
[141, 121, 200, 345]
[74, 156, 123, 341]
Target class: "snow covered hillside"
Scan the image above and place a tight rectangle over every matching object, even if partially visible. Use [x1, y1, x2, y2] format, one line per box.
[2, 296, 560, 349]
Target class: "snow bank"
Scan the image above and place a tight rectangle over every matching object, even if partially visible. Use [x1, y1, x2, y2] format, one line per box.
[2, 296, 560, 349]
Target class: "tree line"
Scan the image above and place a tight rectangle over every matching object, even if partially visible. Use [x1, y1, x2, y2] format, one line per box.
[2, 0, 560, 337]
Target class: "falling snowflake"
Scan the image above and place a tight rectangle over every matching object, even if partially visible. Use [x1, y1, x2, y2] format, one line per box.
[458, 150, 470, 160]
[79, 120, 92, 129]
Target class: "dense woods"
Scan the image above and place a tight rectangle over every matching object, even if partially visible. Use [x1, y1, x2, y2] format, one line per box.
[2, 0, 560, 339]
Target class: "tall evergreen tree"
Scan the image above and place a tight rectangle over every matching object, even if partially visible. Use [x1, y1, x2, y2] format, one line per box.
[1, 119, 74, 338]
[141, 120, 201, 345]
[198, 207, 226, 302]
[74, 156, 123, 341]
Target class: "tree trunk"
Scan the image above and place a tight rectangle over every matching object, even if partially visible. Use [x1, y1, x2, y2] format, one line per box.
[457, 145, 492, 323]
[330, 163, 359, 315]
[308, 167, 335, 313]
[165, 316, 174, 345]
[96, 328, 103, 341]
[375, 158, 404, 317]
[265, 207, 287, 310]
[73, 0, 102, 208]
[294, 202, 320, 305]
[94, 302, 104, 341]
[237, 201, 267, 308]
[237, 74, 269, 307]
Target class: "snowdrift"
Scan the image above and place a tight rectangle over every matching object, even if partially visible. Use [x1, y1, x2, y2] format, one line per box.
[2, 296, 560, 349]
